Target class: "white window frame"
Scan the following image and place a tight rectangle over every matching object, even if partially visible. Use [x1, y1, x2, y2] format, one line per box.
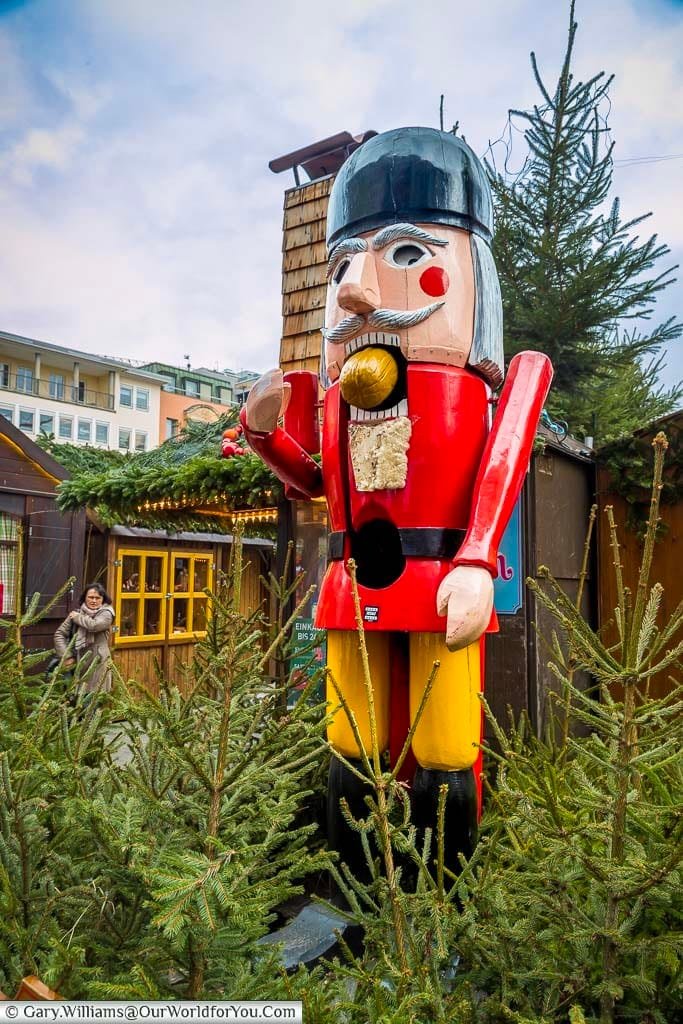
[18, 408, 35, 433]
[119, 384, 133, 408]
[95, 421, 109, 445]
[16, 367, 34, 394]
[59, 415, 73, 440]
[118, 427, 131, 451]
[77, 418, 92, 443]
[0, 404, 14, 424]
[135, 387, 150, 411]
[49, 373, 65, 400]
[134, 430, 148, 452]
[39, 412, 55, 435]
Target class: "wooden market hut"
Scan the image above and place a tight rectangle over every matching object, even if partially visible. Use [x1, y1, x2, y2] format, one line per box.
[52, 415, 279, 693]
[596, 410, 682, 699]
[0, 415, 85, 651]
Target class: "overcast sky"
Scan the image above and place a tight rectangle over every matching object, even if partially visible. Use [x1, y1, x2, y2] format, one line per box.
[0, 0, 681, 390]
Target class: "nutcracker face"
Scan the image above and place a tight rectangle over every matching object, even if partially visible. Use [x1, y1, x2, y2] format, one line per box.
[323, 222, 475, 389]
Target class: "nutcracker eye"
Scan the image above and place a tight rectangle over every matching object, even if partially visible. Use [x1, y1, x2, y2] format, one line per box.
[332, 258, 351, 284]
[384, 241, 431, 269]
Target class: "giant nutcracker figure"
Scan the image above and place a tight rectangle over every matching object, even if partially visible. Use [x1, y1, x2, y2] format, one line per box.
[241, 127, 553, 872]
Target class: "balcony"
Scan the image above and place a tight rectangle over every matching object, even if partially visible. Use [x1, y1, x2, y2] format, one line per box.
[0, 373, 115, 411]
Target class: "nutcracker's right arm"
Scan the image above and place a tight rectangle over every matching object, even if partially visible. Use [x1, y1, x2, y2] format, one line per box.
[240, 368, 324, 500]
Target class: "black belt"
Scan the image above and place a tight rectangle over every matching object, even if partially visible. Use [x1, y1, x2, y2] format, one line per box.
[328, 527, 465, 561]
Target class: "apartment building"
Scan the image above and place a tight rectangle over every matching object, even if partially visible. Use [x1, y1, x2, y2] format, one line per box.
[0, 330, 165, 452]
[140, 361, 259, 439]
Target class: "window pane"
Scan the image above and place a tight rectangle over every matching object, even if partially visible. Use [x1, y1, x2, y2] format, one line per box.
[120, 599, 140, 637]
[0, 513, 19, 615]
[0, 364, 9, 388]
[19, 409, 34, 431]
[77, 419, 91, 442]
[193, 598, 208, 633]
[119, 428, 131, 450]
[0, 406, 13, 423]
[39, 413, 54, 434]
[173, 558, 190, 592]
[184, 379, 199, 398]
[193, 559, 209, 592]
[119, 385, 133, 408]
[49, 374, 64, 399]
[135, 388, 149, 411]
[171, 597, 188, 634]
[17, 368, 34, 393]
[59, 416, 72, 439]
[165, 418, 178, 439]
[134, 431, 147, 452]
[145, 556, 163, 593]
[121, 555, 141, 593]
[95, 422, 109, 444]
[143, 598, 162, 636]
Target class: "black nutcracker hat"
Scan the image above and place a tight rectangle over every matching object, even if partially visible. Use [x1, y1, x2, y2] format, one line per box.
[326, 126, 493, 248]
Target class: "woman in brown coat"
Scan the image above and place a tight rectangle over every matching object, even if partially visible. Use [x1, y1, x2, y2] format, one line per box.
[54, 582, 115, 694]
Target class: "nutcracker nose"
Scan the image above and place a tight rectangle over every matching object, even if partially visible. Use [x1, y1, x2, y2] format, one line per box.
[337, 252, 381, 315]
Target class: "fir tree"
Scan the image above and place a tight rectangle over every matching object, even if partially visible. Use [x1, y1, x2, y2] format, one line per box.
[455, 433, 682, 1023]
[488, 0, 681, 443]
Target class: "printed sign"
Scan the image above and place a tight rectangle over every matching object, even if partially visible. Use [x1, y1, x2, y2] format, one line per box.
[493, 498, 523, 615]
[288, 617, 327, 707]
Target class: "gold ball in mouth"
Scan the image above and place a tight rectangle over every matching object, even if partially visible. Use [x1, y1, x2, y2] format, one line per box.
[339, 347, 399, 410]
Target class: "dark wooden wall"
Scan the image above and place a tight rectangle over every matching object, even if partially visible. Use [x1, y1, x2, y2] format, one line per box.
[0, 434, 85, 653]
[485, 446, 596, 736]
[596, 466, 681, 699]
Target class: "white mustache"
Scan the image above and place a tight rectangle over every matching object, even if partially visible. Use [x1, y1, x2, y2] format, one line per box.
[323, 302, 445, 345]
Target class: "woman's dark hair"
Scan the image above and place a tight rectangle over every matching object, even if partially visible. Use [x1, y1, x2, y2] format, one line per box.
[78, 582, 112, 606]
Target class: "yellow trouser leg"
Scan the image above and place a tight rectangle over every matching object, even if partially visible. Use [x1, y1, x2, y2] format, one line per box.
[409, 633, 482, 770]
[326, 630, 390, 759]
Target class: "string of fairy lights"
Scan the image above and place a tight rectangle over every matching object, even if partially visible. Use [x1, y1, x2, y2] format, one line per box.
[135, 493, 278, 526]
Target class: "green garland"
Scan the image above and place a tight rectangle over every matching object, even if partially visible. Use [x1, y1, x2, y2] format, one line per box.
[38, 415, 282, 534]
[598, 414, 682, 529]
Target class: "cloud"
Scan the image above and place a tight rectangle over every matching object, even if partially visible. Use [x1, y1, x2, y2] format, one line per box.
[0, 0, 679, 390]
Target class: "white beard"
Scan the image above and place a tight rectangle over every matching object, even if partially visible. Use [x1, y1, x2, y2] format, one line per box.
[348, 416, 412, 492]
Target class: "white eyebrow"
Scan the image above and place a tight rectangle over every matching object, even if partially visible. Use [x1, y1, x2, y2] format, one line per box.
[371, 223, 448, 250]
[326, 237, 368, 278]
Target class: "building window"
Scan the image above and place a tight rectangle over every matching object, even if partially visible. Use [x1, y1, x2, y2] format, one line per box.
[16, 367, 34, 394]
[159, 374, 176, 392]
[134, 430, 147, 452]
[39, 412, 55, 435]
[0, 513, 20, 615]
[135, 388, 149, 411]
[77, 418, 92, 442]
[119, 385, 133, 408]
[19, 409, 35, 433]
[76, 381, 86, 403]
[118, 427, 131, 450]
[59, 415, 73, 440]
[0, 364, 9, 389]
[0, 405, 14, 424]
[49, 373, 65, 400]
[218, 387, 232, 405]
[95, 422, 109, 445]
[165, 417, 179, 439]
[184, 379, 200, 398]
[117, 551, 168, 642]
[115, 549, 212, 645]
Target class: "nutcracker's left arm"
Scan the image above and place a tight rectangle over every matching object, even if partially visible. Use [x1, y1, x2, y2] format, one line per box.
[437, 350, 553, 649]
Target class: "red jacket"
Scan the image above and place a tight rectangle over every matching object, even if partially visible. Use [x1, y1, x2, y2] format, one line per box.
[242, 351, 552, 632]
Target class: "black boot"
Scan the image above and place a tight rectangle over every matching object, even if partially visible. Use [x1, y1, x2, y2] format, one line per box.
[327, 756, 375, 884]
[412, 766, 478, 877]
